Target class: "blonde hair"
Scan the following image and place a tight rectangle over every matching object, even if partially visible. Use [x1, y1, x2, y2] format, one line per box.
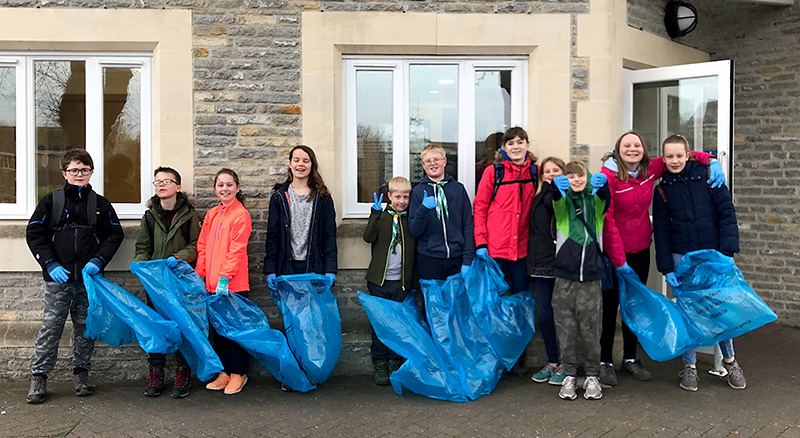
[564, 161, 587, 177]
[388, 176, 412, 194]
[537, 156, 566, 194]
[662, 134, 696, 161]
[420, 144, 446, 160]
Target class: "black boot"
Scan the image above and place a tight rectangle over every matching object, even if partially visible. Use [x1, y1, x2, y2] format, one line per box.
[373, 360, 390, 386]
[27, 374, 47, 404]
[144, 367, 164, 397]
[171, 366, 191, 398]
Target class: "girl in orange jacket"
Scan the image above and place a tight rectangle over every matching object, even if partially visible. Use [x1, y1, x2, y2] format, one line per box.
[196, 168, 253, 395]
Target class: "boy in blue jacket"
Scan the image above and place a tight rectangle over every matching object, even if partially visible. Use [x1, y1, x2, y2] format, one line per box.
[409, 145, 475, 281]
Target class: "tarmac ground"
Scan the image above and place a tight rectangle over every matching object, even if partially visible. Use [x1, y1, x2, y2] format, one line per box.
[1, 323, 798, 438]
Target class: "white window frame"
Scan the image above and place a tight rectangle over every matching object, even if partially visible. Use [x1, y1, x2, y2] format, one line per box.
[0, 52, 153, 220]
[342, 56, 526, 218]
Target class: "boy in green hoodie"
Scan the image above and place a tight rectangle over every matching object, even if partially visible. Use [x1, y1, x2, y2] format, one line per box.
[550, 162, 609, 401]
[363, 176, 417, 386]
[133, 166, 201, 399]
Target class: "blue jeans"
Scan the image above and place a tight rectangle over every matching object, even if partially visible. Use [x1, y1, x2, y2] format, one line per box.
[683, 340, 735, 365]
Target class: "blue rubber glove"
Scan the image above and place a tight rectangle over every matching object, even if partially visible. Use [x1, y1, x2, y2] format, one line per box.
[371, 192, 384, 211]
[476, 248, 489, 260]
[665, 272, 681, 288]
[215, 276, 230, 295]
[266, 273, 277, 289]
[325, 273, 336, 285]
[590, 173, 607, 196]
[165, 257, 179, 269]
[616, 262, 634, 275]
[47, 262, 70, 284]
[708, 160, 726, 189]
[553, 175, 570, 198]
[460, 264, 471, 278]
[421, 189, 437, 210]
[82, 258, 102, 276]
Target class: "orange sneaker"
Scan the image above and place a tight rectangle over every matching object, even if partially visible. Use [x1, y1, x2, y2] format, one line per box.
[205, 373, 230, 391]
[224, 374, 248, 395]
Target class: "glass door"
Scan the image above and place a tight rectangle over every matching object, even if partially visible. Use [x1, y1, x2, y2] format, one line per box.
[623, 60, 733, 184]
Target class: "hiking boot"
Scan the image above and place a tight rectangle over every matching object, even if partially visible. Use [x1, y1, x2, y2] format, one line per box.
[27, 375, 47, 404]
[723, 361, 746, 390]
[559, 375, 578, 400]
[224, 374, 248, 395]
[171, 366, 191, 398]
[387, 359, 402, 375]
[549, 366, 567, 386]
[374, 360, 390, 386]
[622, 359, 652, 381]
[679, 366, 698, 392]
[531, 363, 558, 383]
[73, 370, 94, 396]
[599, 363, 618, 386]
[144, 367, 164, 397]
[205, 372, 229, 391]
[583, 376, 603, 400]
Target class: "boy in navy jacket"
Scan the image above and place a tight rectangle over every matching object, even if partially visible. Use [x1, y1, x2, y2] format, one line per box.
[408, 145, 475, 281]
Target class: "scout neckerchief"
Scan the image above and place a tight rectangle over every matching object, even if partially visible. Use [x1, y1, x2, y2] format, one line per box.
[386, 206, 406, 253]
[428, 181, 449, 220]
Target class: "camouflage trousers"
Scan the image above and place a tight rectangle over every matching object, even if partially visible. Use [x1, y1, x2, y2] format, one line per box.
[552, 278, 602, 376]
[30, 281, 95, 376]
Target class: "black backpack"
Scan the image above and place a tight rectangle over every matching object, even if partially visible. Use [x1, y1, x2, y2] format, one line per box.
[49, 188, 97, 229]
[490, 162, 538, 203]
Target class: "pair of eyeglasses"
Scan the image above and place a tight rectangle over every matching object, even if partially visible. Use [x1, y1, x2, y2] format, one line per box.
[64, 168, 93, 176]
[423, 157, 445, 166]
[153, 179, 176, 187]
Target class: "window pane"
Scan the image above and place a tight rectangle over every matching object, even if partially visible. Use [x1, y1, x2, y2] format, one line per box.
[0, 67, 15, 204]
[103, 67, 141, 203]
[409, 65, 458, 185]
[35, 61, 86, 200]
[356, 70, 393, 203]
[474, 70, 511, 192]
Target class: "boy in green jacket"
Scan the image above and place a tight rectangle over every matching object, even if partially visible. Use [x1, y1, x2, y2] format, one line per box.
[363, 176, 417, 386]
[133, 166, 201, 399]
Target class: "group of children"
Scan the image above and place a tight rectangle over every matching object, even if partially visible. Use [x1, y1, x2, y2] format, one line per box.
[24, 126, 743, 405]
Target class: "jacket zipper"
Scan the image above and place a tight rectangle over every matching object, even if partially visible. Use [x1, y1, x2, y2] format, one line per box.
[208, 205, 225, 288]
[579, 195, 587, 282]
[305, 194, 318, 273]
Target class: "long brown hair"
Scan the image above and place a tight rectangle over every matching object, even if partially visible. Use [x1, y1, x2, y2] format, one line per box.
[282, 145, 330, 201]
[215, 168, 245, 205]
[601, 131, 650, 182]
[536, 156, 566, 195]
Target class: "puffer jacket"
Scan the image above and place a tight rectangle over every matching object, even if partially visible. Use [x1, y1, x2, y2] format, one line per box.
[601, 151, 714, 267]
[133, 192, 201, 264]
[652, 161, 739, 274]
[196, 199, 252, 293]
[527, 182, 556, 278]
[473, 156, 537, 261]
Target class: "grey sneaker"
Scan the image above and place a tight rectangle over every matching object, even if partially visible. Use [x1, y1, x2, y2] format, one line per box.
[559, 375, 577, 400]
[723, 361, 746, 390]
[73, 370, 94, 396]
[599, 363, 618, 386]
[622, 359, 653, 381]
[583, 376, 603, 400]
[27, 375, 47, 404]
[679, 366, 699, 392]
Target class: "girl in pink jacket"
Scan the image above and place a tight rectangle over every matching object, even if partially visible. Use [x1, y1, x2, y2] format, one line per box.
[196, 168, 253, 395]
[598, 131, 724, 387]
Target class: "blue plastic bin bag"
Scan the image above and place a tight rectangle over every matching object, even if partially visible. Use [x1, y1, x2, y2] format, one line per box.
[270, 274, 342, 384]
[83, 271, 181, 354]
[617, 268, 699, 361]
[673, 249, 777, 347]
[207, 292, 316, 392]
[130, 260, 223, 382]
[358, 292, 468, 402]
[463, 254, 536, 370]
[422, 274, 504, 400]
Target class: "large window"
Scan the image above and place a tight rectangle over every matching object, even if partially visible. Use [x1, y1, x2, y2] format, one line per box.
[0, 53, 152, 219]
[343, 56, 526, 218]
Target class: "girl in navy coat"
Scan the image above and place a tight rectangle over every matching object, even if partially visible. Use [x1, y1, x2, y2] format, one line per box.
[652, 135, 745, 393]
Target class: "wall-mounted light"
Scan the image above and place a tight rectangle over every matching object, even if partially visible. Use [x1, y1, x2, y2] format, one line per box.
[664, 1, 698, 38]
